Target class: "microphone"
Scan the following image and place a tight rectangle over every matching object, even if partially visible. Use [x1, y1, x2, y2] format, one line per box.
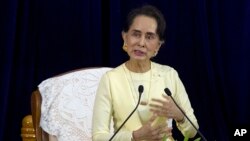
[109, 85, 144, 141]
[164, 88, 207, 141]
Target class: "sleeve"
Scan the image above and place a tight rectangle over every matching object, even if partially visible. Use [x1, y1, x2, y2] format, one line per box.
[92, 73, 133, 141]
[171, 70, 199, 138]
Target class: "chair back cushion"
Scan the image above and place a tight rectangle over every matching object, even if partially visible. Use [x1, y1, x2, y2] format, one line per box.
[38, 67, 112, 141]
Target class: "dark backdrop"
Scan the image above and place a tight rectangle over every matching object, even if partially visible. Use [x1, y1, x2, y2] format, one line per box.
[1, 0, 250, 140]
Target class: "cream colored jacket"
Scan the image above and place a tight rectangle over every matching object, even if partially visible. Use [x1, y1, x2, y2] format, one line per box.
[92, 62, 198, 141]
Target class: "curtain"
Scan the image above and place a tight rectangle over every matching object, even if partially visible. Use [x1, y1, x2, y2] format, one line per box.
[1, 0, 249, 140]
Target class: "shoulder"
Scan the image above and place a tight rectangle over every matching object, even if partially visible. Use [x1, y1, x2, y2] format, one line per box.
[103, 63, 125, 78]
[151, 62, 181, 81]
[152, 62, 177, 74]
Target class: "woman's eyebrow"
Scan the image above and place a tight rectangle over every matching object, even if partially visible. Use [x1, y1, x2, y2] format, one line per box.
[131, 29, 141, 33]
[146, 32, 156, 36]
[131, 29, 156, 35]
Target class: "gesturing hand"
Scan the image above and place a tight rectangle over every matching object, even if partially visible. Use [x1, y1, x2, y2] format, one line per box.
[149, 94, 184, 122]
[132, 114, 172, 141]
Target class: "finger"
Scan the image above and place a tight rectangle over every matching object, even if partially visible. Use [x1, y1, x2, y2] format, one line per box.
[152, 132, 166, 140]
[162, 95, 173, 103]
[151, 126, 169, 140]
[166, 131, 172, 136]
[153, 134, 165, 141]
[151, 130, 163, 140]
[149, 113, 158, 123]
[162, 93, 170, 98]
[150, 109, 165, 117]
[151, 98, 171, 107]
[161, 127, 172, 133]
[149, 103, 162, 109]
[150, 108, 161, 113]
[167, 127, 173, 133]
[164, 127, 173, 136]
[152, 122, 168, 134]
[151, 98, 166, 105]
[149, 104, 167, 115]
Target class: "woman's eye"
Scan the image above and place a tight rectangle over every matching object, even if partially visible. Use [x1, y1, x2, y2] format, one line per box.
[146, 35, 154, 40]
[132, 32, 140, 37]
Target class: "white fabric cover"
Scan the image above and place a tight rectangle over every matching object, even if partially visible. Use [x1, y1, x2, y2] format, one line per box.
[39, 67, 113, 141]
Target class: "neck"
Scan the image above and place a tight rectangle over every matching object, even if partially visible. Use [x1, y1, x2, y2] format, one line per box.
[126, 60, 151, 73]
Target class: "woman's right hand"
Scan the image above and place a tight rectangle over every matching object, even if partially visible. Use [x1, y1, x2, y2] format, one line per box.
[132, 114, 172, 141]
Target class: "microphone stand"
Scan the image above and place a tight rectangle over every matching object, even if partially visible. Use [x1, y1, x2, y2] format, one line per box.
[164, 88, 207, 141]
[109, 85, 144, 141]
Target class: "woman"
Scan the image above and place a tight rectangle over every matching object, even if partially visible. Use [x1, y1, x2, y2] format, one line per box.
[92, 5, 199, 141]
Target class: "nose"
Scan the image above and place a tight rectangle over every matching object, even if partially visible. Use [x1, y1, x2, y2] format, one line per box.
[138, 37, 146, 47]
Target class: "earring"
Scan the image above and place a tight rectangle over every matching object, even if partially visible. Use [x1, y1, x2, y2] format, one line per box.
[123, 43, 127, 51]
[154, 51, 158, 57]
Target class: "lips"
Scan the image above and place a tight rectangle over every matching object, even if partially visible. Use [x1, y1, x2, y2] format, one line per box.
[134, 50, 145, 56]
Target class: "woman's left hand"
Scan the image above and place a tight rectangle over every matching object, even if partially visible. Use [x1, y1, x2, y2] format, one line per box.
[149, 94, 184, 121]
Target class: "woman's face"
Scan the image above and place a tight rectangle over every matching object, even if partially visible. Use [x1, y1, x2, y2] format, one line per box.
[122, 15, 161, 61]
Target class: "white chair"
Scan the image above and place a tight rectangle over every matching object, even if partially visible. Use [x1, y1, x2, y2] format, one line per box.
[28, 67, 113, 141]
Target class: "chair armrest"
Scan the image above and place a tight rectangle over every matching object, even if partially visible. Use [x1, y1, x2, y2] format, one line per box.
[21, 115, 35, 141]
[31, 89, 49, 141]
